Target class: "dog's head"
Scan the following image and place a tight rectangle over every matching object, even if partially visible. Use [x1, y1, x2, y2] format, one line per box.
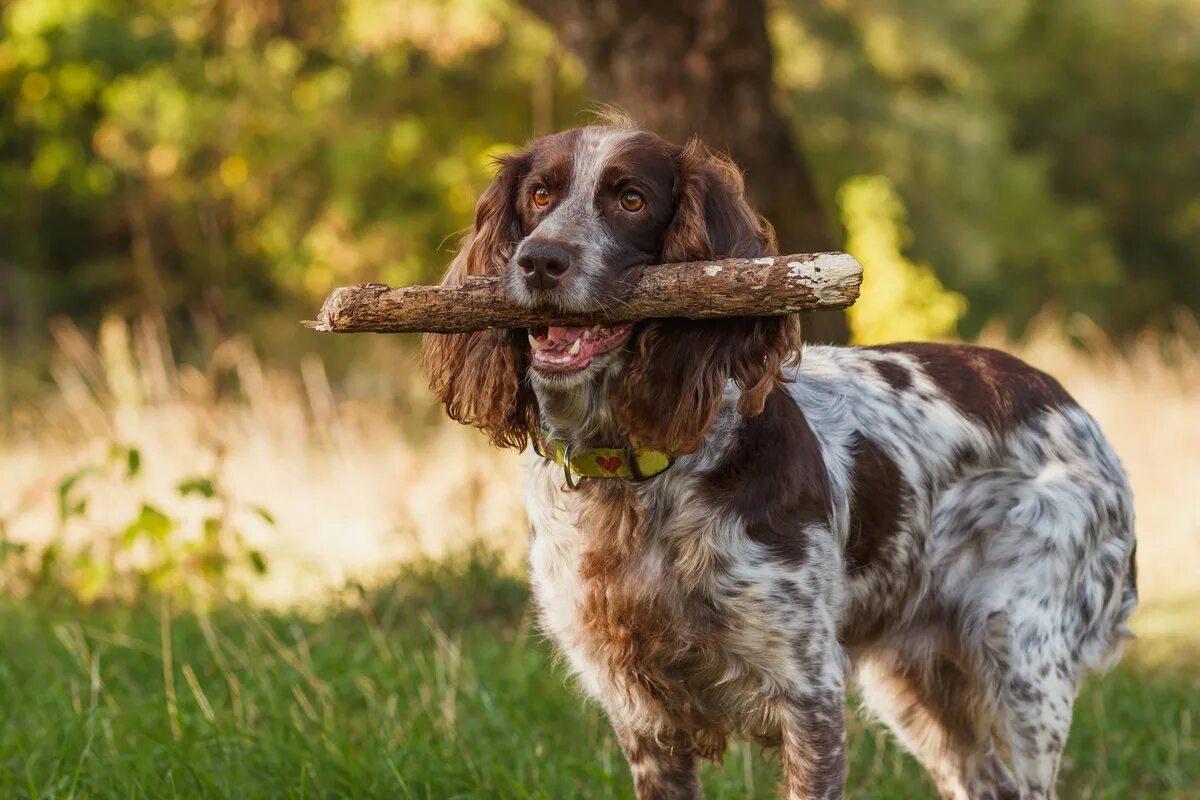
[423, 125, 800, 453]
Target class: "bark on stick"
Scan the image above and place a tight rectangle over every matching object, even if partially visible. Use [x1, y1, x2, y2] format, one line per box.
[303, 252, 861, 334]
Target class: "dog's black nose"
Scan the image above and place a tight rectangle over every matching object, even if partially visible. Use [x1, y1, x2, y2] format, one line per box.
[519, 240, 572, 291]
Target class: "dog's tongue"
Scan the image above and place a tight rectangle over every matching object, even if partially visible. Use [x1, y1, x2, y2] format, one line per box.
[541, 326, 588, 351]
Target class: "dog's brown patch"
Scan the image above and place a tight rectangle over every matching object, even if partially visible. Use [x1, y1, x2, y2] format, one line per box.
[845, 436, 906, 574]
[574, 480, 730, 748]
[874, 343, 1073, 434]
[872, 358, 913, 392]
[704, 388, 831, 566]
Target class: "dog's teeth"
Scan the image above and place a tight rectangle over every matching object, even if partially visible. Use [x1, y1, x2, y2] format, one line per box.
[569, 339, 581, 356]
[528, 334, 539, 350]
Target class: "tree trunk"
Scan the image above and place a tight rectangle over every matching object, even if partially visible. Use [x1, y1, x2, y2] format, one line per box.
[516, 0, 850, 343]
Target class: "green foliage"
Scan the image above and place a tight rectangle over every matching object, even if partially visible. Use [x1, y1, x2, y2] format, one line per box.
[3, 441, 274, 605]
[839, 175, 966, 344]
[0, 0, 1196, 366]
[772, 0, 1199, 336]
[0, 554, 1196, 798]
[0, 0, 581, 358]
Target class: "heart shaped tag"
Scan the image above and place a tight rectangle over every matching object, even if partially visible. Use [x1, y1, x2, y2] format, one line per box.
[594, 455, 623, 474]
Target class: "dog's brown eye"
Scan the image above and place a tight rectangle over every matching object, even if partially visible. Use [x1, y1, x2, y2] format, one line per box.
[532, 187, 551, 207]
[619, 190, 645, 213]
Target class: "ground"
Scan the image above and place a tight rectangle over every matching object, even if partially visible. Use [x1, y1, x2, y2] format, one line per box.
[2, 552, 1196, 799]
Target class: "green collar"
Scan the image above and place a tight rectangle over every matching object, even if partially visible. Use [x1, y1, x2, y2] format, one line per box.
[533, 435, 673, 482]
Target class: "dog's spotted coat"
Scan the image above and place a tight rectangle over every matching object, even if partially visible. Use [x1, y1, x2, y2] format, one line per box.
[424, 123, 1137, 799]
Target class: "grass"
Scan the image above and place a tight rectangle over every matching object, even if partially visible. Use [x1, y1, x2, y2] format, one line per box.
[2, 316, 1199, 797]
[2, 552, 1198, 800]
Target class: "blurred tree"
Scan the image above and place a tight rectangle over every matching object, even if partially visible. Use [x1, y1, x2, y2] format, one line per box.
[839, 175, 965, 344]
[515, 0, 849, 343]
[771, 0, 1200, 336]
[1, 0, 1197, 379]
[0, 0, 578, 360]
[995, 0, 1200, 332]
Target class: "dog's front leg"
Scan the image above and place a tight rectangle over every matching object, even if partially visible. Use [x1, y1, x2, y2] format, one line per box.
[613, 725, 702, 800]
[772, 612, 849, 799]
[778, 687, 848, 800]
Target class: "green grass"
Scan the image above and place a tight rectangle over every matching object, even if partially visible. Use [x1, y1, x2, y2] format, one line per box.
[1, 553, 1197, 799]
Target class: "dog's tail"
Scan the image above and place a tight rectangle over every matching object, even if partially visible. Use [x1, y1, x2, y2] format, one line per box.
[1115, 540, 1138, 642]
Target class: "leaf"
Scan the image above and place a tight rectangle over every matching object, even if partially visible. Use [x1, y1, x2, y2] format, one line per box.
[250, 505, 276, 526]
[177, 477, 216, 499]
[248, 549, 268, 576]
[198, 552, 228, 579]
[122, 503, 174, 544]
[57, 466, 99, 523]
[0, 537, 27, 561]
[38, 543, 61, 580]
[202, 517, 222, 544]
[126, 447, 142, 478]
[73, 556, 111, 603]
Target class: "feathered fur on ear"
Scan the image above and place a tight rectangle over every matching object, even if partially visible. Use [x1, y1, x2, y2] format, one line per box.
[611, 139, 802, 454]
[422, 152, 539, 449]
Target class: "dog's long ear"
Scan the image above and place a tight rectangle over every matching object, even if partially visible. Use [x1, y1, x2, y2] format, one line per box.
[611, 139, 801, 453]
[661, 139, 776, 263]
[422, 152, 538, 449]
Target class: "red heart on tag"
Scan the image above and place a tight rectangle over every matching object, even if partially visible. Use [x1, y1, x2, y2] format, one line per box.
[595, 455, 623, 473]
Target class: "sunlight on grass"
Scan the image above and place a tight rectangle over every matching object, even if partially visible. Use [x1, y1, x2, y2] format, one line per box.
[0, 316, 527, 607]
[1, 315, 1198, 797]
[2, 312, 1197, 628]
[0, 553, 1196, 799]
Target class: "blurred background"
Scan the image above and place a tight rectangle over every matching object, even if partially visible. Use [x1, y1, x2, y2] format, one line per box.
[0, 1, 1197, 796]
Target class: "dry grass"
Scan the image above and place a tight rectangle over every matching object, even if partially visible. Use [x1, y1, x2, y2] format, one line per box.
[1, 314, 1196, 626]
[0, 316, 527, 607]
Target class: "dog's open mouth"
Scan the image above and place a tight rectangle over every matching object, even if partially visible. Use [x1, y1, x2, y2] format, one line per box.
[528, 323, 633, 374]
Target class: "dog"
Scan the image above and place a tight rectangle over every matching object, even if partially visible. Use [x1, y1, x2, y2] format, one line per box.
[422, 122, 1137, 800]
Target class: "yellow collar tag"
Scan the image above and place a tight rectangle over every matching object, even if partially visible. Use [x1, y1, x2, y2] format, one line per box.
[533, 436, 672, 480]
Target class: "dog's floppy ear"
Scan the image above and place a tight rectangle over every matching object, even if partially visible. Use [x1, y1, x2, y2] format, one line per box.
[422, 151, 539, 449]
[612, 139, 801, 453]
[662, 138, 777, 263]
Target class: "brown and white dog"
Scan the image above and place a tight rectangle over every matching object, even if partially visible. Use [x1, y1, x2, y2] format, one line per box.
[423, 123, 1137, 800]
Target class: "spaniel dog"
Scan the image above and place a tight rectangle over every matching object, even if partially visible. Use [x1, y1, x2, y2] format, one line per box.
[423, 123, 1137, 800]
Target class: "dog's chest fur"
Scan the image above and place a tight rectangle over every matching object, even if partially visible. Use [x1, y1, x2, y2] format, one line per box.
[524, 432, 844, 746]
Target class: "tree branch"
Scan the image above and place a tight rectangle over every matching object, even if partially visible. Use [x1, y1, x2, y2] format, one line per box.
[303, 252, 861, 334]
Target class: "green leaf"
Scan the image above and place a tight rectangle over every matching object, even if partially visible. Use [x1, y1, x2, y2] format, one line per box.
[38, 543, 60, 579]
[73, 556, 111, 603]
[57, 466, 99, 523]
[177, 477, 216, 499]
[126, 447, 142, 478]
[0, 537, 27, 561]
[123, 504, 174, 544]
[248, 549, 268, 576]
[202, 517, 222, 544]
[250, 505, 276, 526]
[199, 553, 228, 579]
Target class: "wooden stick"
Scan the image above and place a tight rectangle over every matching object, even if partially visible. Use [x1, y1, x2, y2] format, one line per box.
[303, 252, 862, 334]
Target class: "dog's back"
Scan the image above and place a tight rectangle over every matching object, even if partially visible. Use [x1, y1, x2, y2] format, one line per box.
[791, 342, 1137, 796]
